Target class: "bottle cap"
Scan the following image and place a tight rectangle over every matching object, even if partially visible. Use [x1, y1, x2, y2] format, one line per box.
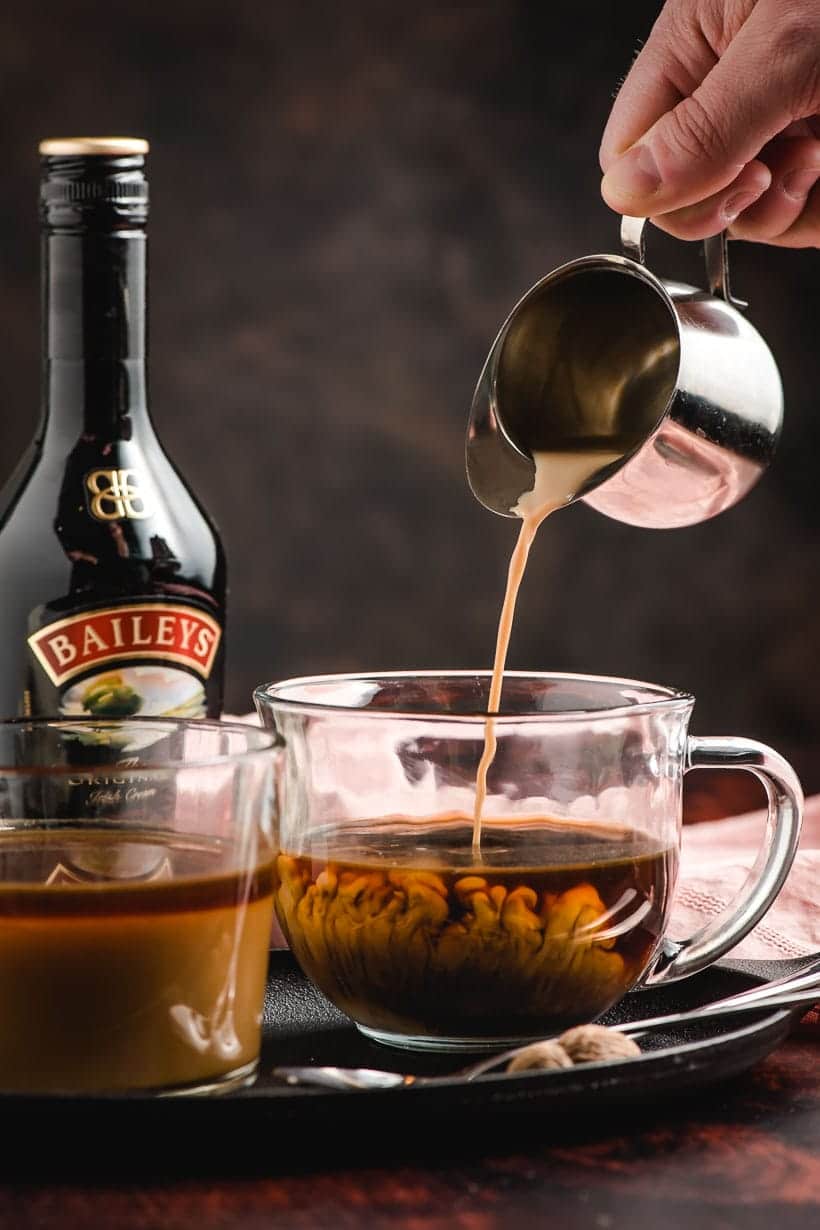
[39, 137, 150, 157]
[39, 138, 149, 228]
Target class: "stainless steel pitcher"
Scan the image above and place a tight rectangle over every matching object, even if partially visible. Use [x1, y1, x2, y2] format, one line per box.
[465, 216, 783, 528]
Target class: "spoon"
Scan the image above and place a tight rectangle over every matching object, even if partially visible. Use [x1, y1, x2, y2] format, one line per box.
[272, 972, 819, 1092]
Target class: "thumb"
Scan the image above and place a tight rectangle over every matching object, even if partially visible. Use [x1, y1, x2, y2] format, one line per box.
[601, 1, 819, 216]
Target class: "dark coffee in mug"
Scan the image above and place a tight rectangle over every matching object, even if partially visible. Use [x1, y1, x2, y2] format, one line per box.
[274, 815, 675, 1041]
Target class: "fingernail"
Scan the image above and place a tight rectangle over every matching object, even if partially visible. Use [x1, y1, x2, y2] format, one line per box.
[782, 168, 820, 200]
[601, 143, 661, 204]
[722, 191, 759, 223]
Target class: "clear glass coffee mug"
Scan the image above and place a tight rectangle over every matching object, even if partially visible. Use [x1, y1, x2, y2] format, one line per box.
[255, 672, 803, 1052]
[0, 718, 276, 1095]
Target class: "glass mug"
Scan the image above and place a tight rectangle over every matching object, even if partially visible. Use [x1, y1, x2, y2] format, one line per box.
[255, 671, 803, 1052]
[0, 718, 276, 1095]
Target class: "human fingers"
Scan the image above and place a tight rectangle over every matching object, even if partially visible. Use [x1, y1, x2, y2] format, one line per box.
[600, 0, 730, 171]
[729, 135, 820, 240]
[646, 158, 771, 239]
[754, 178, 820, 247]
[601, 0, 820, 217]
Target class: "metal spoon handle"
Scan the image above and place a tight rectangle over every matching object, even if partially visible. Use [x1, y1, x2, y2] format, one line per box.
[462, 986, 818, 1079]
[617, 986, 819, 1041]
[612, 969, 820, 1037]
[438, 987, 820, 1082]
[273, 1065, 413, 1092]
[710, 957, 820, 1006]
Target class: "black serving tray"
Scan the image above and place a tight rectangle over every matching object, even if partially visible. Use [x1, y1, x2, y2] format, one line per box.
[0, 953, 810, 1174]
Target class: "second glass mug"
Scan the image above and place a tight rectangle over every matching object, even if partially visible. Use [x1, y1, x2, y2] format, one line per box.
[255, 671, 803, 1052]
[0, 717, 276, 1095]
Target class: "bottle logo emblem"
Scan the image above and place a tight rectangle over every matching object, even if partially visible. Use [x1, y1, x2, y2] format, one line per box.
[28, 603, 222, 687]
[85, 469, 154, 521]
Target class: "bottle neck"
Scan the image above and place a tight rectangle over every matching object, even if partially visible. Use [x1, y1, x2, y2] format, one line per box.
[41, 229, 151, 441]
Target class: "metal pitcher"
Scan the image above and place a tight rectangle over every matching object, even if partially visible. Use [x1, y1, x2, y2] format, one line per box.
[465, 216, 783, 529]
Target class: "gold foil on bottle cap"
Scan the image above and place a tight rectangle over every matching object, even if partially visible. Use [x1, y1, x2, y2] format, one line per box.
[38, 137, 149, 157]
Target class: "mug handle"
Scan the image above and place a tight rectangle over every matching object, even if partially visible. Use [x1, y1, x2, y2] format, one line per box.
[645, 735, 803, 986]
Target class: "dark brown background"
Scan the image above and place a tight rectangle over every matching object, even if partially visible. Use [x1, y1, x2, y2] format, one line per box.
[1, 1, 818, 785]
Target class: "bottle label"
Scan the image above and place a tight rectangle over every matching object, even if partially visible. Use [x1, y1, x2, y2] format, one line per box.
[27, 602, 222, 718]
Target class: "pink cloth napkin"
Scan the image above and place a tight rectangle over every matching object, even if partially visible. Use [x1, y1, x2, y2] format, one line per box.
[678, 796, 819, 1031]
[676, 795, 820, 961]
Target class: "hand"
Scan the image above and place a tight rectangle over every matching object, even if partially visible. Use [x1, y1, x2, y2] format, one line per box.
[599, 0, 820, 247]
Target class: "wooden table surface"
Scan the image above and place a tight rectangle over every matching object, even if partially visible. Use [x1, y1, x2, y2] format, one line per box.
[0, 1028, 816, 1230]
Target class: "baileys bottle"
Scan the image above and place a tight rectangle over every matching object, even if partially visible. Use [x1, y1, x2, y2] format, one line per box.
[0, 138, 226, 719]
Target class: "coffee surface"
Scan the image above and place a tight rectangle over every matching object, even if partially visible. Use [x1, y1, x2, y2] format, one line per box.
[275, 816, 675, 1041]
[0, 829, 274, 1093]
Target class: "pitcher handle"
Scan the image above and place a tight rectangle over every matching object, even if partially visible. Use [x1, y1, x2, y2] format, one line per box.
[645, 735, 803, 985]
[620, 215, 748, 310]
